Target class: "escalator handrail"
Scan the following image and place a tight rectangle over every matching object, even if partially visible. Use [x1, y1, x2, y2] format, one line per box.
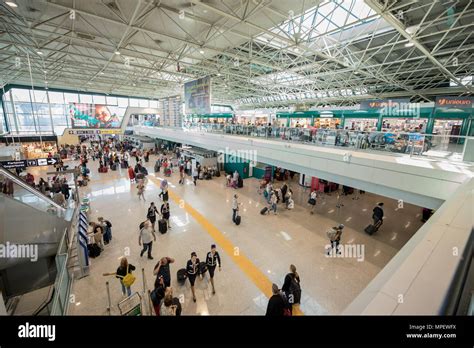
[32, 286, 55, 316]
[0, 167, 66, 212]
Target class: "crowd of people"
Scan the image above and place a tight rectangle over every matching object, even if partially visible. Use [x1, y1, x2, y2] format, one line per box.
[4, 135, 392, 316]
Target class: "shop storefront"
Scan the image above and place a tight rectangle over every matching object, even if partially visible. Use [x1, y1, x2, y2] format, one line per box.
[313, 117, 341, 129]
[0, 135, 59, 159]
[186, 113, 233, 125]
[344, 118, 378, 131]
[381, 118, 428, 132]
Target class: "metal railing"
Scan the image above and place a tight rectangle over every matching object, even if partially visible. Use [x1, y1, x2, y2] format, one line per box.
[50, 227, 72, 315]
[0, 167, 67, 216]
[162, 123, 474, 163]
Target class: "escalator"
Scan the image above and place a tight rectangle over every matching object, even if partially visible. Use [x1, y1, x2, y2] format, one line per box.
[0, 167, 74, 298]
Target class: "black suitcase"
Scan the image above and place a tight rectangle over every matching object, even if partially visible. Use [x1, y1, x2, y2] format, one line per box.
[88, 243, 101, 257]
[158, 219, 167, 234]
[237, 177, 243, 188]
[154, 164, 160, 172]
[120, 161, 127, 169]
[177, 268, 187, 285]
[364, 224, 377, 235]
[199, 261, 208, 275]
[260, 207, 269, 215]
[235, 215, 241, 225]
[111, 163, 117, 171]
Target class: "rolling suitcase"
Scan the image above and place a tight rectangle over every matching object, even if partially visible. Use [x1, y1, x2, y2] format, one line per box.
[199, 262, 208, 275]
[237, 177, 243, 188]
[364, 224, 377, 235]
[120, 161, 127, 169]
[260, 207, 269, 215]
[111, 163, 117, 171]
[177, 268, 187, 285]
[158, 219, 167, 234]
[235, 215, 241, 225]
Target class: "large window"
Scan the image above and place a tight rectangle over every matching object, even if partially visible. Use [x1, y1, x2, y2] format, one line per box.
[2, 88, 156, 134]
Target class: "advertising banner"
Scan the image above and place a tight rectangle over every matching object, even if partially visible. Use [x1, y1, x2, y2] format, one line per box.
[435, 96, 473, 109]
[184, 76, 211, 114]
[69, 103, 121, 128]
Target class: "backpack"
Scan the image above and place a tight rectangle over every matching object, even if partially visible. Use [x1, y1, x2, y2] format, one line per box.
[105, 220, 112, 228]
[326, 228, 337, 241]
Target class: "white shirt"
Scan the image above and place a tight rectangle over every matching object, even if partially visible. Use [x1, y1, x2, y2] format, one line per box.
[232, 198, 239, 210]
[310, 191, 317, 200]
[270, 194, 277, 204]
[140, 227, 154, 244]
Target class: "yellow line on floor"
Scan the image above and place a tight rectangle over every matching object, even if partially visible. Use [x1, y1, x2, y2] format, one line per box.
[148, 175, 303, 315]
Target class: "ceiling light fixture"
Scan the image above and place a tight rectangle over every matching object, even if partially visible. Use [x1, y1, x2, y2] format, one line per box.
[199, 49, 204, 54]
[217, 73, 221, 76]
[5, 1, 18, 8]
[100, 71, 104, 75]
[37, 51, 43, 55]
[405, 42, 414, 47]
[114, 50, 120, 55]
[405, 25, 419, 35]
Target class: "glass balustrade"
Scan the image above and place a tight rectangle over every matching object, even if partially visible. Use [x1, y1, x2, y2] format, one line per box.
[160, 123, 473, 163]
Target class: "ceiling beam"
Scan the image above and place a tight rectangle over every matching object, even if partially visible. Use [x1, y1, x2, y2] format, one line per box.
[364, 0, 473, 93]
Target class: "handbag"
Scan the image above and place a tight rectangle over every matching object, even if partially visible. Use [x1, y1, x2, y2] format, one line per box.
[121, 265, 136, 287]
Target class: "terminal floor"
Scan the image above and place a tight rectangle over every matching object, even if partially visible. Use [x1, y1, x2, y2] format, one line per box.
[28, 155, 425, 315]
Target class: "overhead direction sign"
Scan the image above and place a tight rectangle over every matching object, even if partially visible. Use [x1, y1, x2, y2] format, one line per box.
[0, 157, 57, 169]
[67, 129, 122, 135]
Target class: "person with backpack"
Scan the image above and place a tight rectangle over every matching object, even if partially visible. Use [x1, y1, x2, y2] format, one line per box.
[308, 189, 317, 214]
[139, 220, 156, 260]
[153, 256, 175, 288]
[186, 252, 200, 302]
[265, 283, 286, 316]
[147, 202, 159, 232]
[103, 257, 136, 297]
[160, 202, 171, 230]
[206, 244, 222, 295]
[281, 264, 301, 312]
[327, 224, 344, 255]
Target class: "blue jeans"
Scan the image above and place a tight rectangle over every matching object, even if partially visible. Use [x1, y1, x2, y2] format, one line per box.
[121, 282, 131, 296]
[140, 242, 153, 258]
[271, 203, 277, 213]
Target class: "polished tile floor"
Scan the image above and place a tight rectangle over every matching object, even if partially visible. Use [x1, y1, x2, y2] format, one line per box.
[28, 152, 425, 315]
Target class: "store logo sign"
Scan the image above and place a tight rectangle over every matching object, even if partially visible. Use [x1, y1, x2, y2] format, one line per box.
[436, 96, 472, 109]
[361, 98, 410, 110]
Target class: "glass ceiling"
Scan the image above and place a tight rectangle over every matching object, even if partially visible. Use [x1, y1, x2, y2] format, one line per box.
[255, 0, 378, 50]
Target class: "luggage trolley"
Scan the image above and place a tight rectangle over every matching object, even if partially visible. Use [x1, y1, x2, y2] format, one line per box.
[118, 293, 143, 316]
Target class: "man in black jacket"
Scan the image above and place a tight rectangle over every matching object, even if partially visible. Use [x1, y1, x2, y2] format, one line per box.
[372, 202, 384, 226]
[266, 284, 286, 316]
